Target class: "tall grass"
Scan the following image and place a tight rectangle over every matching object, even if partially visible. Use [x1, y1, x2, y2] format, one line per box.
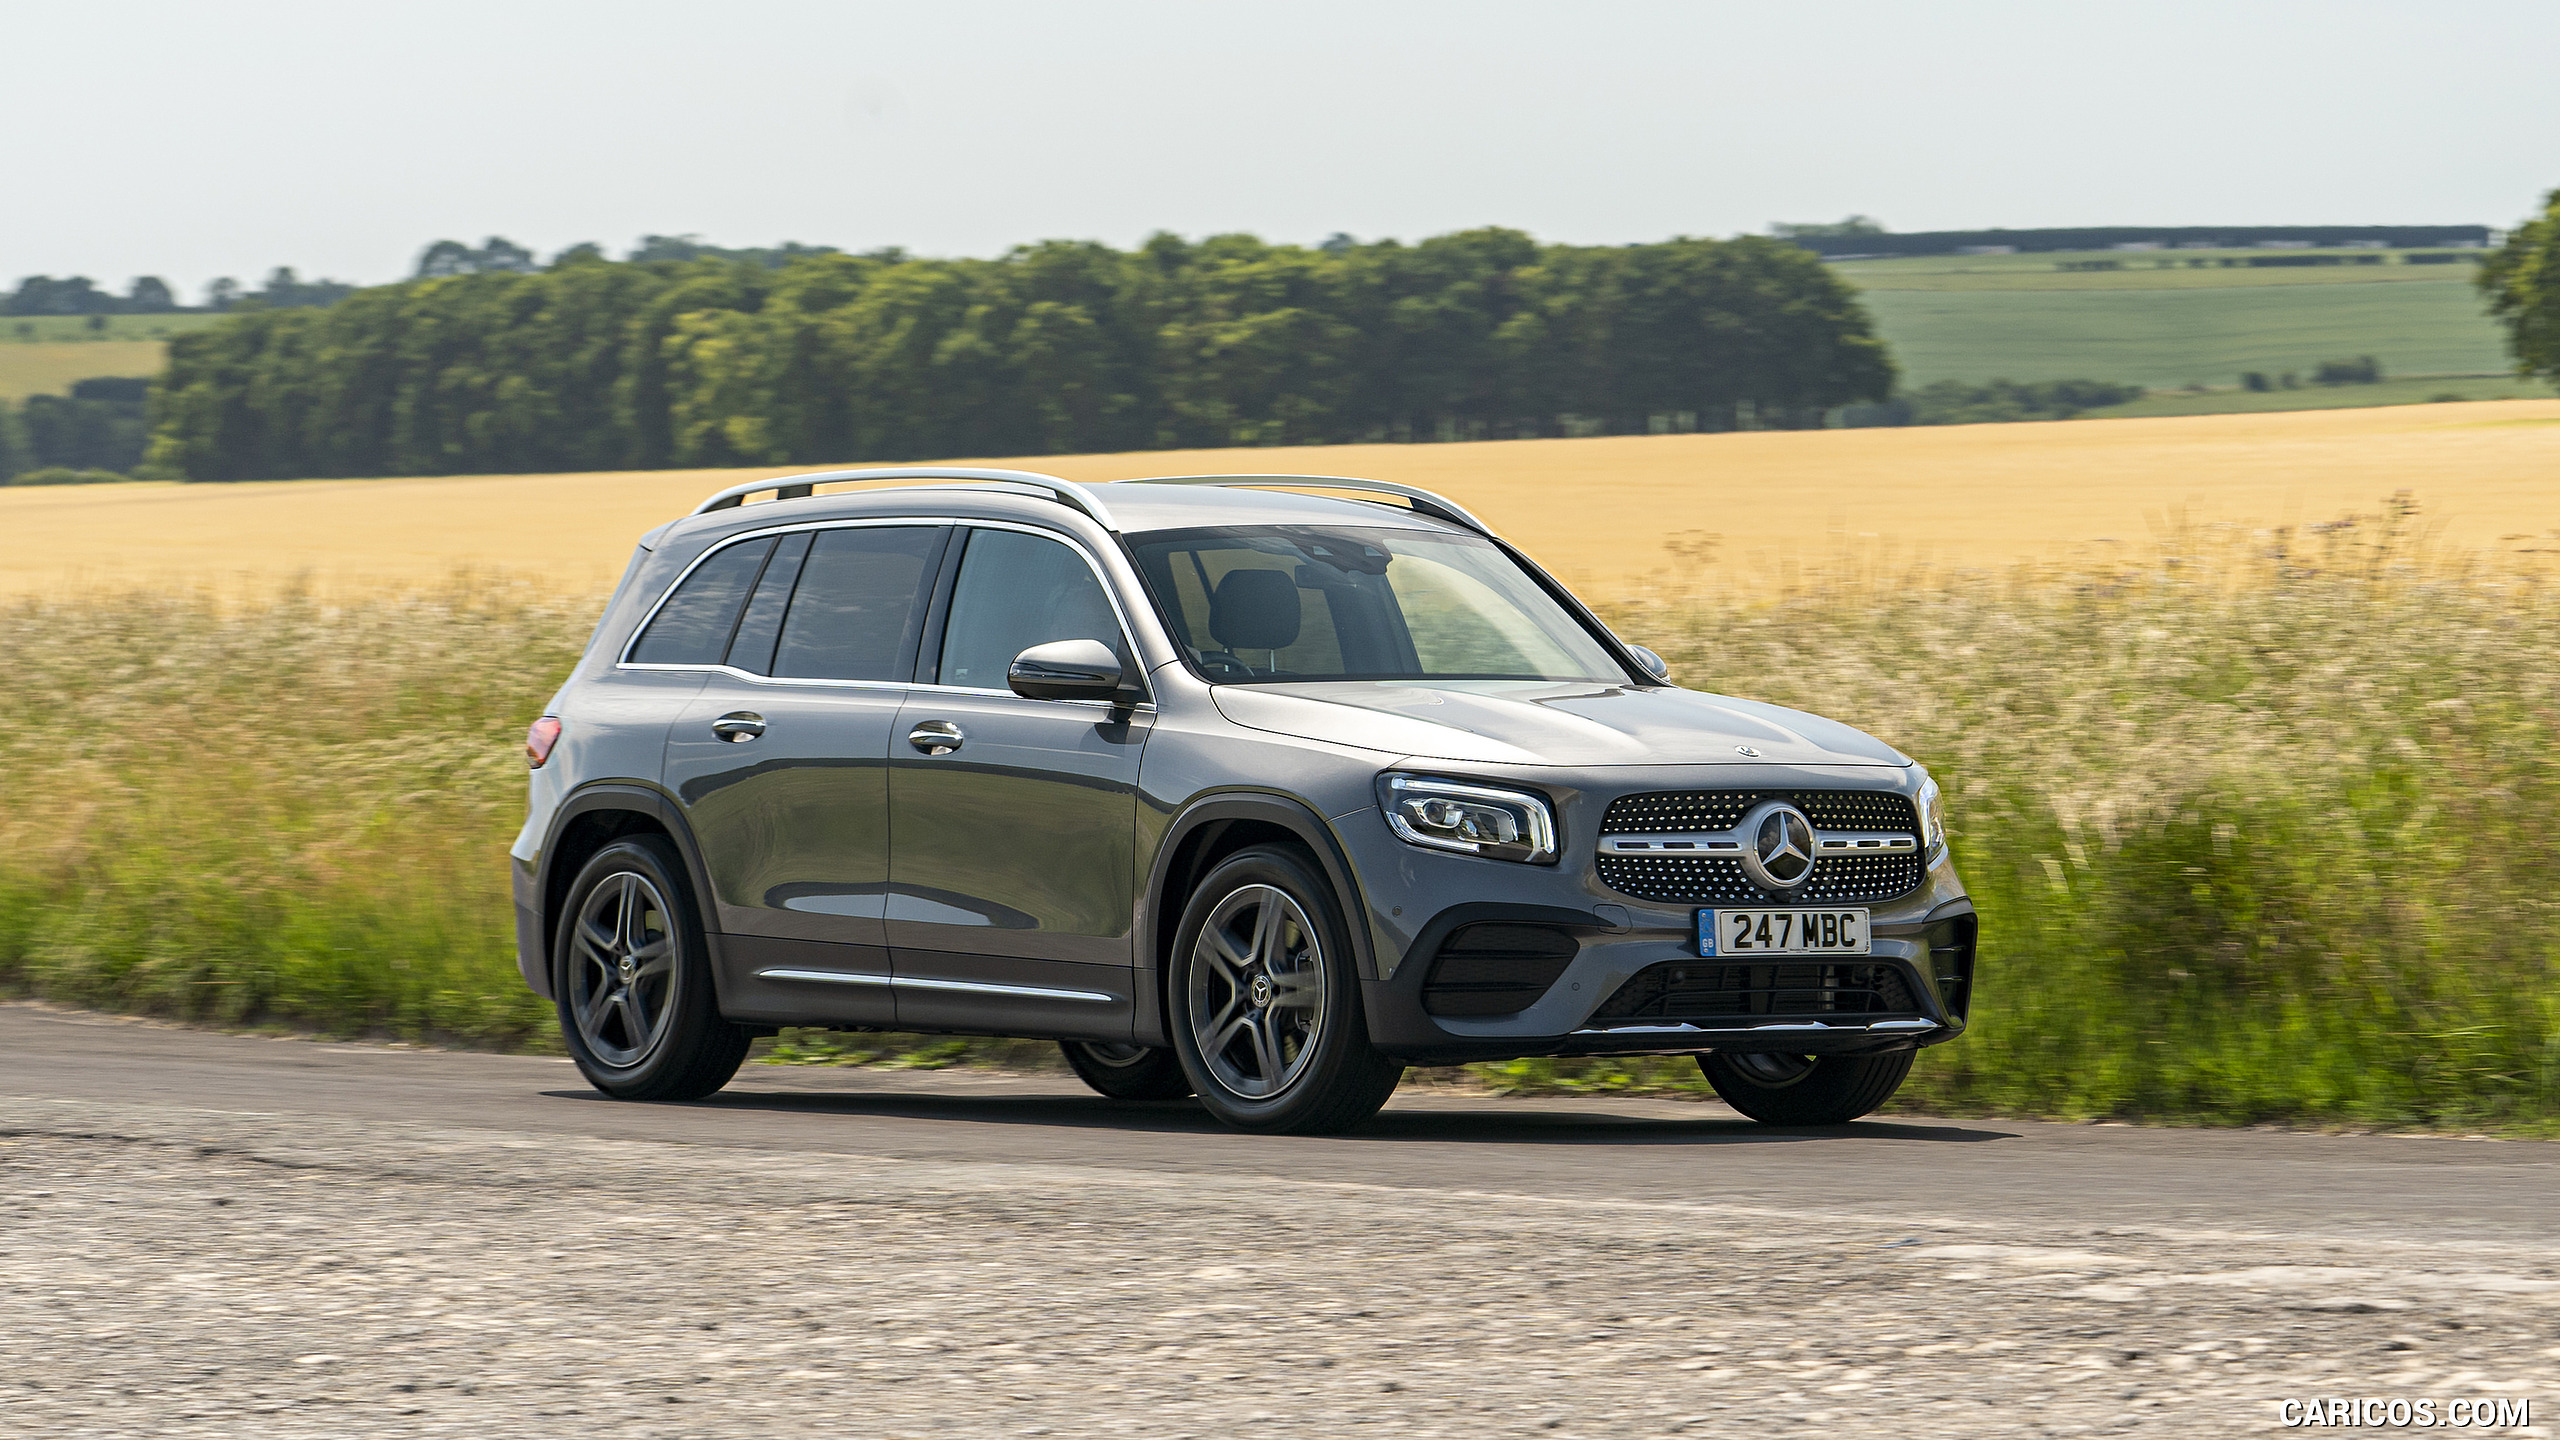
[1625, 500, 2560, 1127]
[3, 506, 2554, 1127]
[0, 579, 581, 1046]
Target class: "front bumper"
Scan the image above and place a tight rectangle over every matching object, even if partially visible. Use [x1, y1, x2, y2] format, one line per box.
[1361, 902, 1974, 1064]
[1333, 763, 1975, 1064]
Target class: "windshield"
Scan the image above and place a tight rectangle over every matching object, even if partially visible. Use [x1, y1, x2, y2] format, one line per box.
[1127, 524, 1628, 684]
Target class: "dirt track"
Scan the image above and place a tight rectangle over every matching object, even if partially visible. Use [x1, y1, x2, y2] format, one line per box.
[3, 1005, 2554, 1437]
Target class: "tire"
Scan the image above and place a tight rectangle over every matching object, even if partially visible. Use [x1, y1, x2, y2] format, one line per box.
[1165, 845, 1403, 1134]
[554, 835, 750, 1101]
[1697, 1049, 1914, 1125]
[1060, 1041, 1195, 1100]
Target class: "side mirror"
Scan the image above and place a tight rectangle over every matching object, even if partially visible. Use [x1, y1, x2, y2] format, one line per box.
[1008, 638, 1127, 702]
[1627, 645, 1671, 681]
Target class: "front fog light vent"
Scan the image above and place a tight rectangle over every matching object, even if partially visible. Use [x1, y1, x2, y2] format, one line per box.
[1379, 775, 1558, 864]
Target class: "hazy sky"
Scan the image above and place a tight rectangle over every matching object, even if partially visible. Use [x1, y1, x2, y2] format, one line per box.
[14, 0, 2559, 298]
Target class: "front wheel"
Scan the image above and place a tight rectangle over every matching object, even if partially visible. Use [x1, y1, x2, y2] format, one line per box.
[1165, 846, 1402, 1134]
[1697, 1049, 1913, 1125]
[555, 836, 750, 1101]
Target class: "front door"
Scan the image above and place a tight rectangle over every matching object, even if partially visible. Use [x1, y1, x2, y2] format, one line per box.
[659, 523, 951, 1025]
[887, 525, 1152, 1040]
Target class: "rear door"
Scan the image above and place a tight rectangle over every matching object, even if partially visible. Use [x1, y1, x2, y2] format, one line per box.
[658, 523, 951, 1025]
[886, 524, 1153, 1040]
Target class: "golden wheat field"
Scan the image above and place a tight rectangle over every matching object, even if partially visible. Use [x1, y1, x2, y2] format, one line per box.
[5, 399, 2558, 595]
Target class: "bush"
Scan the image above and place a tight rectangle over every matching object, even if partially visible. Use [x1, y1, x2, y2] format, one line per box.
[1902, 378, 2146, 425]
[2242, 371, 2272, 392]
[2312, 355, 2383, 385]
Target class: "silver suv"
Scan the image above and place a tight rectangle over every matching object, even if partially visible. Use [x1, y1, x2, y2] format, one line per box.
[513, 469, 1976, 1133]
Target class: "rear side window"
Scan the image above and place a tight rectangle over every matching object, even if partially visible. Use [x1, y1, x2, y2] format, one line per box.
[771, 527, 946, 681]
[722, 532, 813, 676]
[628, 538, 775, 665]
[936, 529, 1123, 689]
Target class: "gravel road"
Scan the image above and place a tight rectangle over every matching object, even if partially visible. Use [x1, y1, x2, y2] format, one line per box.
[2, 1005, 2555, 1438]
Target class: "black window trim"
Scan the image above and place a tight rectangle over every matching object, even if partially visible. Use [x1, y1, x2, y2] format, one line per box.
[618, 516, 1156, 709]
[616, 518, 954, 691]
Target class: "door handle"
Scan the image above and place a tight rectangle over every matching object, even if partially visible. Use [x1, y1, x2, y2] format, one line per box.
[711, 712, 765, 743]
[907, 720, 964, 756]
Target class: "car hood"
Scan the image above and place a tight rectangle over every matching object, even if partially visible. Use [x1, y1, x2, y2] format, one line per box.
[1210, 681, 1911, 768]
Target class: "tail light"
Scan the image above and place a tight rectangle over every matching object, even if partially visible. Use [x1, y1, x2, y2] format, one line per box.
[526, 716, 563, 768]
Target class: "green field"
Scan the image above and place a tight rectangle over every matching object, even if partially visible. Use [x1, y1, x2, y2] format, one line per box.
[0, 314, 225, 401]
[1839, 249, 2516, 390]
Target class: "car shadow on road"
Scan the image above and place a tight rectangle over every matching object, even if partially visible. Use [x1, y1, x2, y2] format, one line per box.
[540, 1085, 2018, 1146]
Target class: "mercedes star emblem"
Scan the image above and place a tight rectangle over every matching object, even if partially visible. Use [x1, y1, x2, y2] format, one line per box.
[1736, 800, 1817, 890]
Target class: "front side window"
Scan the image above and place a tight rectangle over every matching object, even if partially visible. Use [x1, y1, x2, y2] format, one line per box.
[936, 529, 1125, 690]
[1127, 524, 1624, 683]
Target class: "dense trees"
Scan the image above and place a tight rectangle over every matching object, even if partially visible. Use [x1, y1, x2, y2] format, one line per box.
[0, 377, 150, 481]
[147, 229, 1895, 481]
[2481, 188, 2559, 383]
[2, 275, 182, 315]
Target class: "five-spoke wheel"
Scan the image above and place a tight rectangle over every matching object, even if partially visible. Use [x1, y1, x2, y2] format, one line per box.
[566, 869, 678, 1068]
[554, 836, 750, 1101]
[1186, 884, 1328, 1100]
[1166, 845, 1401, 1134]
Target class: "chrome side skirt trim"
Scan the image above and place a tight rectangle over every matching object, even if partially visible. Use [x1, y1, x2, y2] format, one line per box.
[753, 968, 1117, 1004]
[756, 968, 893, 987]
[891, 975, 1120, 1004]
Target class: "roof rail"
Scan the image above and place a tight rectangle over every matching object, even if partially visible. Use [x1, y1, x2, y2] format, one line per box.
[690, 467, 1116, 529]
[1116, 474, 1493, 537]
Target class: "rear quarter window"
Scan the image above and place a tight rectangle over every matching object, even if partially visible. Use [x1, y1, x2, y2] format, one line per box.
[628, 538, 774, 665]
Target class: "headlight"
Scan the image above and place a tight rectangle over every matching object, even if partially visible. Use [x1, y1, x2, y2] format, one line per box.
[1379, 774, 1558, 864]
[1916, 772, 1948, 857]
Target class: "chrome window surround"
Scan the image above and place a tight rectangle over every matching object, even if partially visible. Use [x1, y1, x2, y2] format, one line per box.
[615, 516, 1157, 709]
[1598, 829, 1917, 857]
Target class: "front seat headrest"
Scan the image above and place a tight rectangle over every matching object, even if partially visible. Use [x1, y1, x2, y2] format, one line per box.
[1209, 569, 1301, 651]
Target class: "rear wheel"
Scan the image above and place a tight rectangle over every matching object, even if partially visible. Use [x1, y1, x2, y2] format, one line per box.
[1061, 1041, 1194, 1099]
[1697, 1049, 1913, 1125]
[555, 836, 750, 1101]
[1165, 845, 1402, 1134]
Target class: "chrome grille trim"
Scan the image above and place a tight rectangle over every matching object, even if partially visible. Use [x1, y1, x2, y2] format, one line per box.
[1593, 789, 1927, 905]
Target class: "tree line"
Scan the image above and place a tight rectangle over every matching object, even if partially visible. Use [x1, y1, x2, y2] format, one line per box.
[3, 268, 356, 316]
[146, 229, 1895, 481]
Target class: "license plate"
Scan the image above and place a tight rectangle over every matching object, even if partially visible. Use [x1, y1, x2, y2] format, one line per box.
[1698, 908, 1870, 956]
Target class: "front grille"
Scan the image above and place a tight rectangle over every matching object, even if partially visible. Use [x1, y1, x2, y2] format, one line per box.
[1600, 789, 1919, 835]
[1595, 852, 1925, 905]
[1595, 788, 1926, 904]
[1590, 959, 1921, 1023]
[1420, 923, 1580, 1018]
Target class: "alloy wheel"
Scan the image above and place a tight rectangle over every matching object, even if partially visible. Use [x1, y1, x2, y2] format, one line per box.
[567, 870, 679, 1068]
[1186, 884, 1328, 1099]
